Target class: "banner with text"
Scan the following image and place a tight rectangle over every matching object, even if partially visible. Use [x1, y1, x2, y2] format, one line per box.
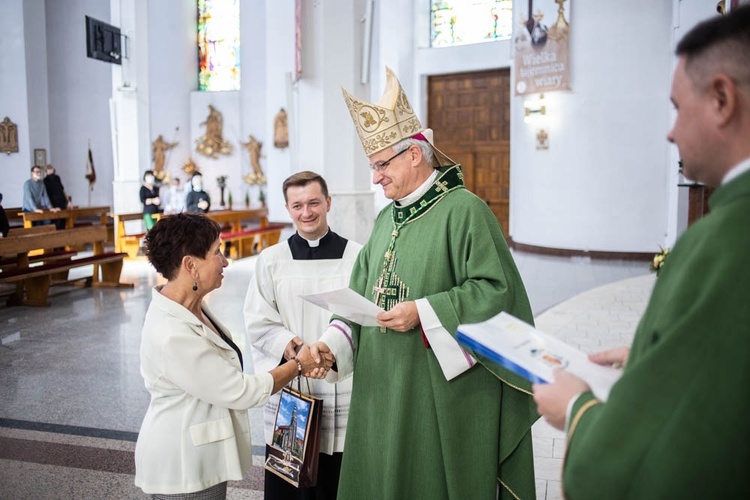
[514, 0, 571, 96]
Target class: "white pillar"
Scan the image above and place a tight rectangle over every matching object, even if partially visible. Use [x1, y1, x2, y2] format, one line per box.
[110, 0, 150, 214]
[302, 0, 374, 244]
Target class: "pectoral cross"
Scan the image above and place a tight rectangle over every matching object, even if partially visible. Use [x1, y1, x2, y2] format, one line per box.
[372, 274, 389, 309]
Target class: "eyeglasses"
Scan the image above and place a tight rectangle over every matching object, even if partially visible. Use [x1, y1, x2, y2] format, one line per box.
[368, 147, 409, 173]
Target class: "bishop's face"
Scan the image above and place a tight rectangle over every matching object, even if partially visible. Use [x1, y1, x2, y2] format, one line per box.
[285, 181, 331, 241]
[369, 145, 422, 201]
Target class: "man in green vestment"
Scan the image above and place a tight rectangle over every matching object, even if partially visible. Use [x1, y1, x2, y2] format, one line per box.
[533, 6, 750, 499]
[310, 67, 538, 499]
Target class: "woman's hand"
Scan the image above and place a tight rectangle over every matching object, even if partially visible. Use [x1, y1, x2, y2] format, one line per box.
[295, 344, 333, 378]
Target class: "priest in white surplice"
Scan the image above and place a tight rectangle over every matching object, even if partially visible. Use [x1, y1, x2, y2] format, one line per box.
[243, 171, 361, 499]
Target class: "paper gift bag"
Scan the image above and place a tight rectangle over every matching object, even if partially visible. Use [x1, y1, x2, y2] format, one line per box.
[264, 381, 322, 488]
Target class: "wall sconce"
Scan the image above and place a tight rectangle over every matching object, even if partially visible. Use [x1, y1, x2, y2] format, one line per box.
[524, 94, 546, 123]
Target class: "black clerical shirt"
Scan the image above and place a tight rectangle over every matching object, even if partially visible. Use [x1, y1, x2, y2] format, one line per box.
[287, 231, 348, 260]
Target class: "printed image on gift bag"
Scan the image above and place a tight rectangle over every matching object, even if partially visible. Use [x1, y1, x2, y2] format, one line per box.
[264, 385, 322, 488]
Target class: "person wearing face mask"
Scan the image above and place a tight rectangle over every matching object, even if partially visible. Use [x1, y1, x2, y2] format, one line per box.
[186, 173, 211, 214]
[140, 170, 161, 231]
[162, 177, 186, 215]
[23, 165, 60, 226]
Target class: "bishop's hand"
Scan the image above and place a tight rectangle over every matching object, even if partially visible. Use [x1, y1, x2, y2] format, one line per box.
[376, 301, 420, 332]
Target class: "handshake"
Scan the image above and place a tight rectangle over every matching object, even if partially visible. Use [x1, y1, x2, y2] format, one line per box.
[285, 337, 336, 379]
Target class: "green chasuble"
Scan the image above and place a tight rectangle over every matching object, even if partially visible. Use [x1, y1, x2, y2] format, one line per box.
[337, 165, 538, 499]
[563, 169, 750, 499]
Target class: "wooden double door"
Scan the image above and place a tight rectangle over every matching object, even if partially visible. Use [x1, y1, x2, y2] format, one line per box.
[428, 69, 511, 236]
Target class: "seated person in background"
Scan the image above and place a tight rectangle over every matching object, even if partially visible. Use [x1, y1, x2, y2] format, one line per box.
[140, 170, 161, 231]
[43, 164, 71, 229]
[161, 177, 186, 215]
[185, 173, 210, 213]
[23, 165, 60, 226]
[0, 193, 9, 238]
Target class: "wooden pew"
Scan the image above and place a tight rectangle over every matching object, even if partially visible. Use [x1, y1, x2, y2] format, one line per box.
[19, 206, 110, 229]
[220, 224, 285, 259]
[0, 225, 131, 307]
[0, 226, 77, 273]
[4, 207, 24, 230]
[113, 212, 146, 259]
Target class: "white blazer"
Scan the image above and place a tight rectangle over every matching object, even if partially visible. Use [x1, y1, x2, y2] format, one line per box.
[135, 286, 273, 495]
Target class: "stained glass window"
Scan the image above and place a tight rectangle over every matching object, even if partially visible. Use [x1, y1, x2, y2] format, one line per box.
[431, 0, 513, 48]
[198, 0, 240, 91]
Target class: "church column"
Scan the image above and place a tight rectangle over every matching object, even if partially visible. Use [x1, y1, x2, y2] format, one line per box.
[266, 0, 374, 245]
[110, 0, 150, 214]
[316, 0, 375, 245]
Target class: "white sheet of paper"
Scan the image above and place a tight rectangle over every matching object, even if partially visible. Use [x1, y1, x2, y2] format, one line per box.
[300, 287, 384, 327]
[457, 312, 622, 401]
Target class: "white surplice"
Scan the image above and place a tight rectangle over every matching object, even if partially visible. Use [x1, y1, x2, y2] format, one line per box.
[243, 237, 361, 454]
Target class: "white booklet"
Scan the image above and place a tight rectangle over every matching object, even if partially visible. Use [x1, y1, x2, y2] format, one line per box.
[457, 312, 622, 401]
[300, 287, 384, 327]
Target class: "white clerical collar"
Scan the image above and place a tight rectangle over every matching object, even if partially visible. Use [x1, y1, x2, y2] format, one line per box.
[396, 170, 439, 207]
[298, 229, 329, 248]
[722, 157, 750, 185]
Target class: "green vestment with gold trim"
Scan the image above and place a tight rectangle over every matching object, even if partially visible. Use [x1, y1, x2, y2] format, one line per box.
[336, 165, 538, 499]
[563, 169, 750, 499]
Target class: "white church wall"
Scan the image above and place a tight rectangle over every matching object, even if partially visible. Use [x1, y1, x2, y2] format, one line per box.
[509, 0, 674, 253]
[239, 0, 268, 209]
[262, 0, 295, 223]
[261, 0, 374, 243]
[391, 0, 692, 254]
[0, 0, 33, 207]
[110, 0, 154, 215]
[24, 0, 51, 174]
[147, 0, 197, 185]
[46, 0, 114, 208]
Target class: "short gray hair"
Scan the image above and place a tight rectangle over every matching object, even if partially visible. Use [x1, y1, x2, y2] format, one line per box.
[391, 137, 435, 167]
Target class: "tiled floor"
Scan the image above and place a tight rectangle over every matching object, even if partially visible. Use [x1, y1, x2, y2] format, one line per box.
[0, 242, 652, 499]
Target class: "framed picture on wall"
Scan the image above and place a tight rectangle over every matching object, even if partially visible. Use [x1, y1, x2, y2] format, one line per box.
[34, 148, 47, 167]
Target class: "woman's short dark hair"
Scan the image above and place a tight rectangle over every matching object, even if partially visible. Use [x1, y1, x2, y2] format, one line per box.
[144, 213, 222, 280]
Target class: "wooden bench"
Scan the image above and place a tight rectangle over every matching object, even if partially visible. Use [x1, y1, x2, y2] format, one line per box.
[3, 225, 58, 257]
[0, 226, 77, 277]
[4, 206, 24, 231]
[19, 206, 110, 229]
[0, 225, 131, 307]
[221, 224, 285, 259]
[113, 212, 146, 259]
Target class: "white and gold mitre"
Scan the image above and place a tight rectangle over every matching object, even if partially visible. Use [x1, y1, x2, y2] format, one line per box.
[342, 67, 423, 156]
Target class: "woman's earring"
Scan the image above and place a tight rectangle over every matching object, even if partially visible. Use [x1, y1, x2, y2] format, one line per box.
[192, 281, 198, 292]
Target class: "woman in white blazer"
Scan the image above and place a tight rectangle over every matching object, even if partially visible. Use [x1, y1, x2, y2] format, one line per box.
[135, 213, 330, 499]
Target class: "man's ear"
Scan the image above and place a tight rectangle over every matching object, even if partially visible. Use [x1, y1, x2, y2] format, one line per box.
[710, 73, 737, 127]
[409, 145, 423, 166]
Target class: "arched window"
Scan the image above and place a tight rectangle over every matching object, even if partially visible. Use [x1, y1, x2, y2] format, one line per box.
[431, 0, 513, 48]
[198, 0, 240, 91]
